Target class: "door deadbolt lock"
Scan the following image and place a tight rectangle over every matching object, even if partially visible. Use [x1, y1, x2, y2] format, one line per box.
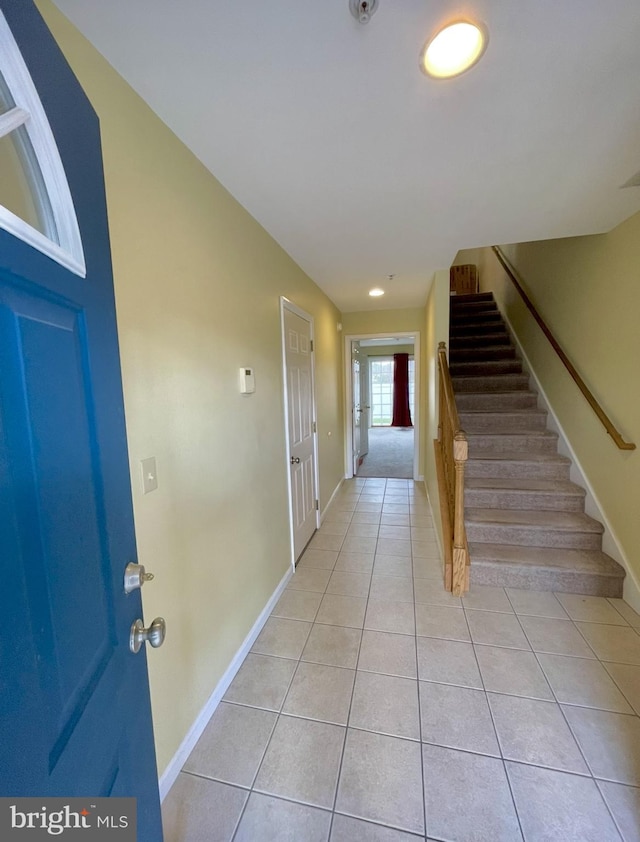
[290, 456, 300, 464]
[130, 617, 166, 654]
[124, 562, 154, 594]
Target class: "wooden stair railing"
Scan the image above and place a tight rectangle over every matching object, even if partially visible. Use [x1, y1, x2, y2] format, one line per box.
[434, 341, 470, 595]
[492, 246, 635, 451]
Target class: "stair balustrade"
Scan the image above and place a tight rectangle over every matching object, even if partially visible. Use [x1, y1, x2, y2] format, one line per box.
[434, 341, 470, 595]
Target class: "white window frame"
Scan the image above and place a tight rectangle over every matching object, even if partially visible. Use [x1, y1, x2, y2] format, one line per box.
[369, 356, 394, 426]
[0, 10, 86, 277]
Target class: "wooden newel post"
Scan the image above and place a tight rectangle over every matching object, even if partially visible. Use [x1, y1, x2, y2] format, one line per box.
[452, 432, 468, 596]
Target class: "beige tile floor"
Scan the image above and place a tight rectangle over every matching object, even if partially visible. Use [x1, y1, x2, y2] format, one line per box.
[163, 478, 640, 841]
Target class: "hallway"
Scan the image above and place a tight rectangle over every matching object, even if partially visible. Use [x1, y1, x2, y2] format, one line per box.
[163, 478, 640, 841]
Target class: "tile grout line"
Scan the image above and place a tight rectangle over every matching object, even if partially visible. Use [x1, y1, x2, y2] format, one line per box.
[462, 588, 527, 842]
[230, 553, 325, 842]
[411, 523, 429, 840]
[503, 588, 627, 837]
[504, 589, 595, 775]
[181, 520, 639, 841]
[327, 479, 382, 840]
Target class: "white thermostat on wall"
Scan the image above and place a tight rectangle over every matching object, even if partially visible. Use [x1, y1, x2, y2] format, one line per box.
[239, 366, 255, 394]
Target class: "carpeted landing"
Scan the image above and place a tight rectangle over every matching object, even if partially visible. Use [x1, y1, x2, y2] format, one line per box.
[357, 426, 414, 479]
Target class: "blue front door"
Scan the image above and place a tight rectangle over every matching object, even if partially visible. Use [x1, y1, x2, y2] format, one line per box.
[0, 1, 163, 837]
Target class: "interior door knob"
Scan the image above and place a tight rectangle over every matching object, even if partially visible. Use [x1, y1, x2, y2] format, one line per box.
[290, 456, 300, 464]
[130, 617, 166, 653]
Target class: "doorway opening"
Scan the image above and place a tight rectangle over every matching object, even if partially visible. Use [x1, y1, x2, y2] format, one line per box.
[345, 333, 419, 480]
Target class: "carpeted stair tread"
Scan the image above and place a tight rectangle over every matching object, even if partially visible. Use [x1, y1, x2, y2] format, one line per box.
[453, 373, 530, 392]
[450, 334, 512, 349]
[466, 451, 571, 469]
[450, 359, 523, 376]
[469, 544, 625, 596]
[465, 477, 585, 495]
[451, 322, 513, 335]
[468, 516, 603, 551]
[450, 292, 494, 304]
[460, 409, 547, 431]
[455, 391, 539, 410]
[452, 307, 502, 327]
[450, 346, 517, 362]
[465, 477, 586, 512]
[449, 291, 625, 596]
[466, 455, 571, 481]
[466, 508, 603, 532]
[469, 543, 624, 574]
[466, 431, 559, 455]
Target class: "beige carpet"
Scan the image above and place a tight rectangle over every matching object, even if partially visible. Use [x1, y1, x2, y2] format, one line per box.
[357, 426, 414, 478]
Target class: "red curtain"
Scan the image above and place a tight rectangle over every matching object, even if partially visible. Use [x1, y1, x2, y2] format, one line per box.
[391, 353, 412, 427]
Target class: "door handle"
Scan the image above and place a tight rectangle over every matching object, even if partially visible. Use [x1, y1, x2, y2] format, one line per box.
[130, 617, 166, 653]
[290, 456, 301, 464]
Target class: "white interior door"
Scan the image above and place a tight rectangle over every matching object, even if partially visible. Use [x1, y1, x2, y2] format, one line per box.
[352, 341, 361, 474]
[283, 303, 318, 560]
[359, 353, 370, 458]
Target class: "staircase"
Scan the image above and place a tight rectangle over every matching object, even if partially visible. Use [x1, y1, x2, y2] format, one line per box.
[449, 292, 625, 596]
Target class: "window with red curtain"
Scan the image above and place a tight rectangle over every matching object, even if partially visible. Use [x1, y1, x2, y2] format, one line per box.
[391, 353, 412, 427]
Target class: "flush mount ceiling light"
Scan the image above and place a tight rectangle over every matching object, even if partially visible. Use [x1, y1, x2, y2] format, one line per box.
[349, 0, 379, 25]
[420, 20, 488, 79]
[369, 287, 385, 297]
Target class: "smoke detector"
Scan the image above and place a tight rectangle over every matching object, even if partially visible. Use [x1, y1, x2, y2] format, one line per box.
[350, 0, 379, 25]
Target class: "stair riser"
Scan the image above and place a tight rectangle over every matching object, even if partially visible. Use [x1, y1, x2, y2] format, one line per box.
[465, 490, 584, 512]
[459, 412, 547, 432]
[451, 313, 502, 327]
[450, 334, 511, 349]
[469, 562, 623, 597]
[451, 361, 523, 377]
[451, 308, 500, 321]
[455, 393, 538, 411]
[466, 460, 570, 480]
[467, 524, 602, 550]
[451, 293, 494, 304]
[451, 323, 511, 337]
[451, 347, 516, 362]
[467, 435, 558, 456]
[453, 375, 530, 392]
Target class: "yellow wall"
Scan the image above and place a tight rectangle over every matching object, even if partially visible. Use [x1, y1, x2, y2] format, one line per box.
[458, 212, 640, 600]
[424, 271, 450, 551]
[342, 308, 426, 478]
[37, 0, 344, 775]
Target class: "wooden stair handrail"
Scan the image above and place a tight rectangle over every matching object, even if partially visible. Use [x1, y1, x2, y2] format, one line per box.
[492, 246, 636, 451]
[435, 341, 470, 595]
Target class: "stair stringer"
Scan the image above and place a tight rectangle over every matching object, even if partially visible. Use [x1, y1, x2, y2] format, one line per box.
[494, 302, 640, 613]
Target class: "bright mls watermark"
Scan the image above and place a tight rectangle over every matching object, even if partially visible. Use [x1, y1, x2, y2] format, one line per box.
[0, 798, 135, 839]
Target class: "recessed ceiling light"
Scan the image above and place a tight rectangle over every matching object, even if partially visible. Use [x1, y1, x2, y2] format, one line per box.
[420, 20, 488, 79]
[369, 288, 385, 297]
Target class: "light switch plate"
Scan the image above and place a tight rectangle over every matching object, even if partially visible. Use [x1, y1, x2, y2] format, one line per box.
[141, 457, 158, 494]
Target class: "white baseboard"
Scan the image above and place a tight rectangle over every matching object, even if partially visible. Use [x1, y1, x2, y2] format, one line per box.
[498, 307, 640, 613]
[158, 564, 294, 801]
[320, 478, 344, 523]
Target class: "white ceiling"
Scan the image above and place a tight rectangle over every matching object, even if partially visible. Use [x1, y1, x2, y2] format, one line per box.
[54, 0, 640, 312]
